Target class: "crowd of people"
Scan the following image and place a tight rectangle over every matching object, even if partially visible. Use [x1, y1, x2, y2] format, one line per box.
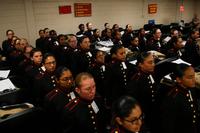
[0, 17, 200, 133]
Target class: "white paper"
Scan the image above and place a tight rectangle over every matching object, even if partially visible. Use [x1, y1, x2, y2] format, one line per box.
[164, 36, 171, 42]
[145, 30, 150, 34]
[96, 46, 111, 53]
[0, 79, 15, 92]
[0, 70, 10, 78]
[172, 58, 191, 65]
[98, 41, 114, 47]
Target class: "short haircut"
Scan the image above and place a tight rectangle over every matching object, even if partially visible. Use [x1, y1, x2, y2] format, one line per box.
[75, 72, 93, 87]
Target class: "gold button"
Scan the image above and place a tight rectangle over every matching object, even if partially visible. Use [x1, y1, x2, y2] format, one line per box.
[90, 111, 93, 114]
[191, 104, 194, 107]
[91, 116, 94, 119]
[186, 94, 189, 97]
[193, 120, 196, 123]
[152, 90, 154, 93]
[74, 100, 77, 103]
[55, 90, 58, 92]
[193, 115, 196, 118]
[88, 105, 91, 108]
[93, 121, 95, 124]
[193, 110, 196, 113]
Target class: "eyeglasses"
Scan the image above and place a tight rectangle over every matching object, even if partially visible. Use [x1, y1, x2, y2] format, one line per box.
[123, 114, 144, 125]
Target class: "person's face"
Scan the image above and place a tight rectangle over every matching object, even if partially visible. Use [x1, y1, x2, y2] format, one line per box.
[14, 39, 21, 50]
[87, 23, 93, 30]
[7, 31, 14, 39]
[76, 78, 96, 101]
[154, 29, 162, 39]
[39, 31, 45, 38]
[57, 70, 74, 90]
[115, 47, 126, 62]
[117, 105, 143, 133]
[32, 51, 42, 65]
[59, 36, 66, 45]
[114, 24, 119, 30]
[80, 37, 91, 50]
[115, 31, 121, 40]
[139, 54, 155, 73]
[44, 56, 56, 73]
[131, 37, 139, 46]
[96, 51, 105, 64]
[177, 67, 196, 88]
[44, 29, 49, 37]
[140, 29, 145, 36]
[24, 47, 33, 58]
[192, 31, 199, 39]
[105, 23, 110, 29]
[127, 25, 133, 32]
[68, 36, 77, 49]
[11, 36, 18, 45]
[172, 30, 179, 37]
[80, 25, 85, 31]
[106, 29, 112, 38]
[19, 40, 28, 51]
[175, 37, 184, 49]
[94, 30, 100, 37]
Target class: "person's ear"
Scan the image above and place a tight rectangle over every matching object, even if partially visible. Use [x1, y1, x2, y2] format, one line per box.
[75, 87, 80, 94]
[176, 77, 182, 84]
[115, 117, 123, 126]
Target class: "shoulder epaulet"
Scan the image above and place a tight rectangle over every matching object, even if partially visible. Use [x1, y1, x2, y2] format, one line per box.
[46, 89, 61, 101]
[64, 97, 80, 111]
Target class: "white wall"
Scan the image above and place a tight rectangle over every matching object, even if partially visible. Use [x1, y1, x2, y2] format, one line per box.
[0, 0, 197, 47]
